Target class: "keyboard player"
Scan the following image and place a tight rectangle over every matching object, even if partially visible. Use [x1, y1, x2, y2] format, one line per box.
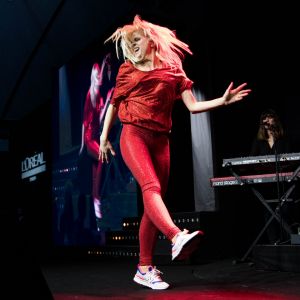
[250, 108, 293, 244]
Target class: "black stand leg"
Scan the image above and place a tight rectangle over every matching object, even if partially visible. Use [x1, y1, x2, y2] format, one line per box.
[239, 186, 293, 262]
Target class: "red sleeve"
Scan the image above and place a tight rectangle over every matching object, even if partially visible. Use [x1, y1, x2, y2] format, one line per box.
[110, 62, 135, 107]
[175, 68, 194, 99]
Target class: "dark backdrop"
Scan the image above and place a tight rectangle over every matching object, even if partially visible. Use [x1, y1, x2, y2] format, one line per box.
[1, 1, 300, 260]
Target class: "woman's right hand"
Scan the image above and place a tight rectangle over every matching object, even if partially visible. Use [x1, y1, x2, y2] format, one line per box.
[99, 139, 116, 163]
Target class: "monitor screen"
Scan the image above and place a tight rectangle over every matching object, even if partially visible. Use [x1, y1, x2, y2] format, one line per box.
[51, 44, 138, 248]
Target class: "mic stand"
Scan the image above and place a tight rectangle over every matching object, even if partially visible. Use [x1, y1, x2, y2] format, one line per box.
[273, 136, 285, 244]
[224, 162, 245, 186]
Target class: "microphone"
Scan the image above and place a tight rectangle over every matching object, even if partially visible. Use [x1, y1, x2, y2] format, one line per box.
[261, 122, 276, 130]
[261, 121, 269, 127]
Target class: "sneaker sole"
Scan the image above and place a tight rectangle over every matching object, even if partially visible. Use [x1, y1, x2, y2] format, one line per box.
[172, 230, 204, 261]
[133, 275, 169, 290]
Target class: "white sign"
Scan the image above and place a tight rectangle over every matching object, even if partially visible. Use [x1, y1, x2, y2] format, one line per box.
[21, 152, 46, 181]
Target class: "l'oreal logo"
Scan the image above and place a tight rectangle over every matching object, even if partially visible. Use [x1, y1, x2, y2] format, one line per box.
[21, 152, 46, 181]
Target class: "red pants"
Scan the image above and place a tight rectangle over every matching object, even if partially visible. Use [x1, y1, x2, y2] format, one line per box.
[85, 133, 102, 201]
[120, 124, 181, 265]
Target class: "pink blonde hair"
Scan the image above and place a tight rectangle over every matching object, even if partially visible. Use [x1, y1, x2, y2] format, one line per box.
[105, 15, 192, 70]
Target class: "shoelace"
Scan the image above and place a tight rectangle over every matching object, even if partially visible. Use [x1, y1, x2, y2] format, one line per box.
[147, 267, 163, 283]
[172, 229, 189, 247]
[179, 229, 189, 237]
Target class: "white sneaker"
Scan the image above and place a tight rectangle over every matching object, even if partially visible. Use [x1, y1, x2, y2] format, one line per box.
[94, 198, 102, 219]
[133, 265, 169, 290]
[172, 230, 203, 261]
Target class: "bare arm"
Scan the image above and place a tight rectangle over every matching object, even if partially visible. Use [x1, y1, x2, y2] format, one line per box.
[79, 124, 85, 155]
[182, 82, 251, 113]
[99, 104, 118, 162]
[100, 87, 115, 123]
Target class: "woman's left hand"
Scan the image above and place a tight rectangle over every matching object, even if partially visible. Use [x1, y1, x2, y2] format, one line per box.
[223, 82, 251, 105]
[98, 139, 116, 163]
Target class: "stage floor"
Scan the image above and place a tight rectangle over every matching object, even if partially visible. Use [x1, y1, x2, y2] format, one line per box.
[39, 255, 300, 300]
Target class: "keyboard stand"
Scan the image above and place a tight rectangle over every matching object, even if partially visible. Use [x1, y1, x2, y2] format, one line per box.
[239, 164, 300, 262]
[240, 186, 293, 262]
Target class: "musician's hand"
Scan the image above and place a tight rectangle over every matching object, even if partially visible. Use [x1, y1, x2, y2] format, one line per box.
[98, 139, 116, 163]
[222, 82, 251, 105]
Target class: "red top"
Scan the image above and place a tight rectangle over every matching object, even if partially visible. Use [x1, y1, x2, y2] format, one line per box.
[110, 61, 193, 133]
[83, 90, 103, 141]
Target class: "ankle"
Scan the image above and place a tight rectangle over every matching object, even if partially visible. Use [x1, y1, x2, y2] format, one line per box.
[139, 265, 151, 273]
[172, 229, 189, 244]
[171, 233, 179, 245]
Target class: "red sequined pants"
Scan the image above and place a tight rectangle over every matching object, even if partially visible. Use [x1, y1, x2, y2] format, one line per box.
[120, 124, 181, 265]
